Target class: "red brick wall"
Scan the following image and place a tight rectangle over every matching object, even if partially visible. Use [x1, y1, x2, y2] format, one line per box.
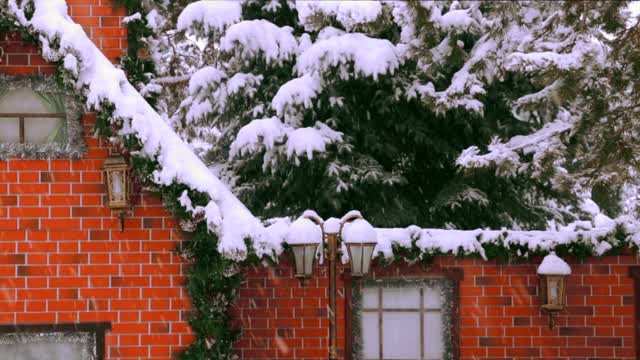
[0, 0, 126, 75]
[234, 256, 639, 360]
[0, 2, 194, 359]
[0, 114, 193, 359]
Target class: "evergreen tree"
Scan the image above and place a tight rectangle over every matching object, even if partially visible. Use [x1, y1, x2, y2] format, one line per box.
[138, 0, 632, 229]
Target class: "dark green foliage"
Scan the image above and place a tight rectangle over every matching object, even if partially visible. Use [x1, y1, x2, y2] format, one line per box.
[232, 3, 578, 229]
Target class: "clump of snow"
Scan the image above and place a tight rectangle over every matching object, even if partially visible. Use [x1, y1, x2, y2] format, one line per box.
[335, 1, 383, 30]
[342, 218, 377, 244]
[594, 213, 616, 229]
[272, 74, 322, 124]
[296, 1, 382, 31]
[221, 20, 298, 65]
[286, 122, 343, 161]
[323, 217, 342, 234]
[230, 116, 288, 158]
[183, 66, 227, 123]
[297, 33, 400, 80]
[188, 66, 226, 94]
[63, 54, 78, 76]
[122, 12, 142, 24]
[317, 26, 346, 41]
[176, 1, 242, 33]
[227, 73, 263, 96]
[341, 210, 362, 222]
[537, 252, 571, 275]
[145, 9, 165, 32]
[457, 110, 575, 177]
[504, 40, 604, 73]
[286, 217, 322, 244]
[436, 9, 478, 31]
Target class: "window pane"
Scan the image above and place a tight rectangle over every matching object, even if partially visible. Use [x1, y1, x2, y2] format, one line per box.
[424, 312, 443, 359]
[382, 288, 419, 308]
[0, 87, 51, 113]
[423, 286, 441, 309]
[0, 118, 19, 142]
[0, 331, 95, 360]
[382, 312, 420, 359]
[361, 312, 379, 359]
[362, 288, 378, 309]
[0, 342, 85, 360]
[25, 117, 65, 144]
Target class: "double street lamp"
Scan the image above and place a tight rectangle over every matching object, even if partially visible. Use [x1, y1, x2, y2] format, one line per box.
[286, 211, 378, 360]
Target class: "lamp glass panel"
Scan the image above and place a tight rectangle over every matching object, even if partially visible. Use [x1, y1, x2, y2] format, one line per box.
[348, 244, 363, 275]
[303, 244, 317, 276]
[110, 171, 124, 197]
[361, 244, 375, 275]
[292, 246, 306, 277]
[548, 277, 560, 305]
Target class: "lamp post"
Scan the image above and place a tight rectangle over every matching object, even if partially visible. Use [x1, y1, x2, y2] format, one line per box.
[286, 211, 378, 360]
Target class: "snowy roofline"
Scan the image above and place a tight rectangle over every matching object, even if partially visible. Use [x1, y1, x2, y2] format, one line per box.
[7, 0, 640, 264]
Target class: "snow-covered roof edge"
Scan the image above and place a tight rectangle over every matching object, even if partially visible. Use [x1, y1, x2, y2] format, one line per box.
[6, 0, 276, 260]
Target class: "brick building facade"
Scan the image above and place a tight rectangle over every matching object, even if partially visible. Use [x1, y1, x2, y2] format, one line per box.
[0, 2, 639, 360]
[0, 2, 192, 359]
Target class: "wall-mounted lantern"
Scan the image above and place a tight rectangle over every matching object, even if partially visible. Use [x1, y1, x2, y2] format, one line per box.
[101, 155, 132, 231]
[537, 252, 571, 329]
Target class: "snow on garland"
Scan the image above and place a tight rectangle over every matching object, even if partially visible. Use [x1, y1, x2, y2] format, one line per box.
[7, 0, 640, 267]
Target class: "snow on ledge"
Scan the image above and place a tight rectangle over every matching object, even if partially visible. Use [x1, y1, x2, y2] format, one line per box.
[8, 0, 276, 260]
[537, 252, 571, 275]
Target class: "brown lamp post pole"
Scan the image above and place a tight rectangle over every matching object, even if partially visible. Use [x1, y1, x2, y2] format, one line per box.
[325, 230, 340, 360]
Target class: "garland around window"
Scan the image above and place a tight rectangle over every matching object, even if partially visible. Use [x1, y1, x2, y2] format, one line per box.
[0, 74, 85, 160]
